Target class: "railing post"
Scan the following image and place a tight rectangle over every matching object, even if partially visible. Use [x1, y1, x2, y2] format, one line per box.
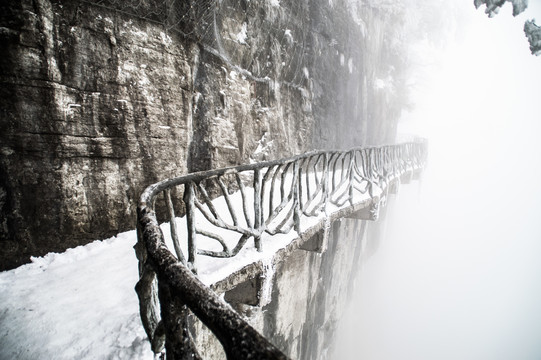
[184, 182, 197, 272]
[158, 279, 201, 360]
[298, 159, 304, 213]
[348, 152, 355, 205]
[165, 189, 187, 265]
[135, 208, 165, 354]
[322, 152, 329, 213]
[253, 169, 262, 252]
[293, 161, 301, 234]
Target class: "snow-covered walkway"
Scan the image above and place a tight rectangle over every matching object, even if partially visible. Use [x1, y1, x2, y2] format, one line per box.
[0, 231, 153, 360]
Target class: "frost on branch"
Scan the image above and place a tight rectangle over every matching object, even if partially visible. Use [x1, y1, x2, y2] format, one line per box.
[474, 0, 528, 17]
[524, 20, 541, 56]
[474, 0, 540, 56]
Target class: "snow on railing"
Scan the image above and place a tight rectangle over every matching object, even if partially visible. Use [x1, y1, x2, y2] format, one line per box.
[134, 141, 427, 359]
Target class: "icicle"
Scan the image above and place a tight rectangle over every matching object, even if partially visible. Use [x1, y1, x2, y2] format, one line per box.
[259, 257, 276, 307]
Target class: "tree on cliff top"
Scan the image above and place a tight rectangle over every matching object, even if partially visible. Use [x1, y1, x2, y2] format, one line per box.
[474, 0, 541, 55]
[474, 0, 528, 17]
[524, 19, 541, 55]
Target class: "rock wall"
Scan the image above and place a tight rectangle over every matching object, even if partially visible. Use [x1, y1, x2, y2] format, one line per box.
[261, 218, 378, 359]
[0, 0, 408, 270]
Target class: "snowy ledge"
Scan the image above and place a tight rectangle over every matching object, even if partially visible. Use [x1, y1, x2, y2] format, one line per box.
[141, 146, 426, 287]
[196, 187, 378, 291]
[197, 170, 416, 295]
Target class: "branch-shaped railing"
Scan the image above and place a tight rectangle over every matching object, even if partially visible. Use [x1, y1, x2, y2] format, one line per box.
[135, 141, 427, 359]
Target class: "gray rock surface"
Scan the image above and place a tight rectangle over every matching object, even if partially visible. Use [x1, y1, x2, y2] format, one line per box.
[0, 0, 408, 270]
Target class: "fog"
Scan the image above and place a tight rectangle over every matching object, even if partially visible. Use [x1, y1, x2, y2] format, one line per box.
[333, 2, 541, 360]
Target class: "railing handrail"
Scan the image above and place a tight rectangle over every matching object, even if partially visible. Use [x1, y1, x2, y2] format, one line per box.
[135, 140, 428, 359]
[139, 143, 424, 206]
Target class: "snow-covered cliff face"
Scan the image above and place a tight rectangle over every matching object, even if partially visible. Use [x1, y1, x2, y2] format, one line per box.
[0, 0, 420, 270]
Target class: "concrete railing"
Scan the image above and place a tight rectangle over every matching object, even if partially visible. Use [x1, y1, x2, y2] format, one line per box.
[134, 141, 428, 359]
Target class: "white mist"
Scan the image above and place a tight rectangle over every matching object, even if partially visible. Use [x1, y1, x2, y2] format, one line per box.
[333, 2, 541, 360]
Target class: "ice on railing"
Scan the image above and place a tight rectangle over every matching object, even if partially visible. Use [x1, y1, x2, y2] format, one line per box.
[158, 170, 388, 286]
[156, 143, 427, 283]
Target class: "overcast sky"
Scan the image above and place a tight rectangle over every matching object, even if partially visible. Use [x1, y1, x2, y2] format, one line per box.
[334, 2, 541, 359]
